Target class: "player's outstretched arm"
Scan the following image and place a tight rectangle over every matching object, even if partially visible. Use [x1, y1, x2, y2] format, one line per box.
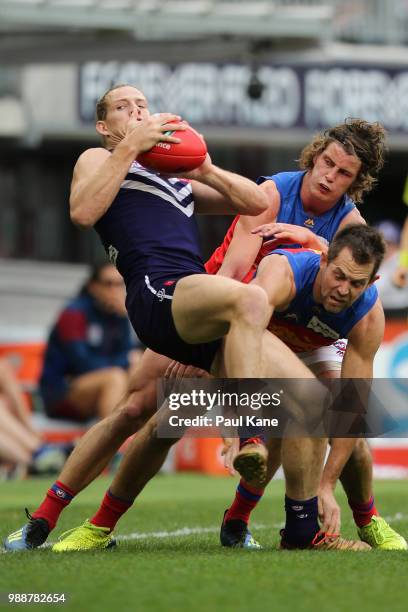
[70, 114, 183, 228]
[252, 222, 328, 252]
[318, 298, 384, 533]
[341, 298, 384, 380]
[188, 155, 269, 216]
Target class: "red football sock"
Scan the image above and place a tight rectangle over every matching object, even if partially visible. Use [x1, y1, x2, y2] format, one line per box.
[31, 481, 76, 530]
[90, 489, 133, 532]
[224, 479, 264, 524]
[348, 495, 379, 527]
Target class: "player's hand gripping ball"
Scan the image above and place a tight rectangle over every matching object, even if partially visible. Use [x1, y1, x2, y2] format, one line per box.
[137, 123, 207, 174]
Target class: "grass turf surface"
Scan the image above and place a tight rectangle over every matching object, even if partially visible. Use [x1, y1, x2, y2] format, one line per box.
[0, 475, 407, 612]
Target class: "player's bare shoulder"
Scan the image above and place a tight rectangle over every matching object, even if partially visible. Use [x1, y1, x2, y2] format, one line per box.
[258, 178, 280, 204]
[73, 147, 111, 178]
[339, 206, 366, 229]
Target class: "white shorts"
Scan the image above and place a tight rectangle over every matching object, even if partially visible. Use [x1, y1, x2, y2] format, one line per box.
[297, 339, 347, 376]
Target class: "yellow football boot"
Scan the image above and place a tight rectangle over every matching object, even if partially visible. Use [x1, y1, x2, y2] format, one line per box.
[52, 520, 116, 552]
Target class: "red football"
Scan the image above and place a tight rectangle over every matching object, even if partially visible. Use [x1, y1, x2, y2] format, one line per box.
[137, 124, 207, 174]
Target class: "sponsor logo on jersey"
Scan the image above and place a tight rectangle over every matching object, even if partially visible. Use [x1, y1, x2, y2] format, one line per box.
[307, 316, 339, 340]
[304, 218, 315, 227]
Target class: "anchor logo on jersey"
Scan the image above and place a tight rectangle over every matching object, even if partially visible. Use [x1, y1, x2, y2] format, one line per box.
[156, 288, 166, 302]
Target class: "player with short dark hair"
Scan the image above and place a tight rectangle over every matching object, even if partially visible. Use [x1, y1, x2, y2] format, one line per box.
[221, 227, 406, 551]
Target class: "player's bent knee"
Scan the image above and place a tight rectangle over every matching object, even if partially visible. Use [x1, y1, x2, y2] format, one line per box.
[351, 437, 372, 463]
[112, 400, 148, 435]
[233, 284, 270, 327]
[144, 416, 178, 449]
[122, 398, 155, 422]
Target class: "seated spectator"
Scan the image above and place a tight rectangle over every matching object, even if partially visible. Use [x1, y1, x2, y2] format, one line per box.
[39, 262, 143, 422]
[0, 358, 67, 478]
[375, 220, 408, 312]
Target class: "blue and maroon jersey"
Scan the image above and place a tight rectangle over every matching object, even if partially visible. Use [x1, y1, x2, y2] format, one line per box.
[39, 291, 135, 395]
[268, 249, 377, 353]
[205, 170, 356, 279]
[94, 161, 206, 289]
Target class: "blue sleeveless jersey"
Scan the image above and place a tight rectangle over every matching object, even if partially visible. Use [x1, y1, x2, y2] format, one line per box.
[94, 162, 205, 288]
[257, 171, 356, 246]
[268, 249, 378, 353]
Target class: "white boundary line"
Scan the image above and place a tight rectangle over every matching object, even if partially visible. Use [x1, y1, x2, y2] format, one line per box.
[114, 513, 408, 543]
[116, 522, 272, 542]
[1, 514, 407, 553]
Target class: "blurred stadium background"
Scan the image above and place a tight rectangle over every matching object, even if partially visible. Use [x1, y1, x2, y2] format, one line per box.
[0, 0, 408, 477]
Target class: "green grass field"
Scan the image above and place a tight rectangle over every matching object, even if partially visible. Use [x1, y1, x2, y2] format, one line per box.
[1, 475, 407, 612]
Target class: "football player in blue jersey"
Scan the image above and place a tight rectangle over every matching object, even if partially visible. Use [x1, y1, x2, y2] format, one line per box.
[221, 225, 406, 551]
[207, 120, 404, 551]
